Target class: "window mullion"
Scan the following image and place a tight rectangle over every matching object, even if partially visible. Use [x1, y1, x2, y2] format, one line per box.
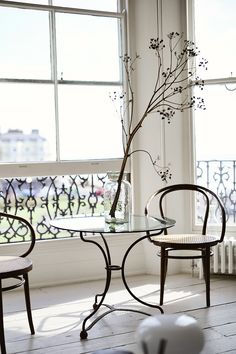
[49, 7, 61, 162]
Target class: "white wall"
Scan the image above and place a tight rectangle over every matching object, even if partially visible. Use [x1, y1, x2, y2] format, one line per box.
[130, 0, 192, 211]
[129, 0, 193, 275]
[0, 233, 146, 288]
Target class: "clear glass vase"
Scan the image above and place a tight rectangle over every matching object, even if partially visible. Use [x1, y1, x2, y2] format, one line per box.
[104, 172, 132, 224]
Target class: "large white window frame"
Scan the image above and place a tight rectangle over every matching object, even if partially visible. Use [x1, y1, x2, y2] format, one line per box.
[187, 0, 236, 232]
[0, 0, 128, 179]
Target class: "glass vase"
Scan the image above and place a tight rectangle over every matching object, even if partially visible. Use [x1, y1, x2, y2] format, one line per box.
[104, 172, 132, 224]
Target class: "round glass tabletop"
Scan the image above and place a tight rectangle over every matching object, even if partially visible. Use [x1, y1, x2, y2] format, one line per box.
[50, 214, 175, 234]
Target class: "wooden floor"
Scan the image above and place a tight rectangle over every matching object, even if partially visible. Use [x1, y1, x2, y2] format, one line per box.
[2, 273, 236, 354]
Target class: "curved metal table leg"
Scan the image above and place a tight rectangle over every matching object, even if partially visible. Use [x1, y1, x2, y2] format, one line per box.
[79, 232, 112, 339]
[92, 233, 112, 310]
[121, 232, 164, 314]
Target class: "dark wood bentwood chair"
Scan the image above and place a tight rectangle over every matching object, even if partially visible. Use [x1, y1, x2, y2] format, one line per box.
[0, 212, 36, 354]
[145, 184, 226, 307]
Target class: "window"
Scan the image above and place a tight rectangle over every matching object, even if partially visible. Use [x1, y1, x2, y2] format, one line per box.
[191, 0, 236, 225]
[0, 0, 126, 177]
[0, 0, 127, 242]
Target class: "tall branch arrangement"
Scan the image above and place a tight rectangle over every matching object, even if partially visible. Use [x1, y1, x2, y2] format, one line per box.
[109, 32, 207, 218]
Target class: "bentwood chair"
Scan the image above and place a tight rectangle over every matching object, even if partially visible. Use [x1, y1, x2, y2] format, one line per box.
[0, 212, 36, 354]
[145, 184, 226, 307]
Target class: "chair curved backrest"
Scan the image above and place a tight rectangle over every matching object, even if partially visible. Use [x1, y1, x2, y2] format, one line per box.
[0, 212, 36, 257]
[145, 183, 226, 244]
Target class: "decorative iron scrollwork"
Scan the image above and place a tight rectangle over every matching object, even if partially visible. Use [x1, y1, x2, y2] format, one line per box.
[0, 174, 106, 242]
[1, 161, 236, 243]
[197, 160, 236, 223]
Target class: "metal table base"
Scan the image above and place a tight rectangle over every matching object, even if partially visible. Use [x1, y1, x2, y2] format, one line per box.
[79, 230, 164, 340]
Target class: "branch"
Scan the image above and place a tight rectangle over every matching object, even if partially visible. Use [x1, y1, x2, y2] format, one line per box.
[128, 149, 172, 182]
[108, 32, 207, 219]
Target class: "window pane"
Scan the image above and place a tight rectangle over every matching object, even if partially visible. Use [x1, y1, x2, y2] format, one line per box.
[195, 85, 236, 224]
[194, 0, 236, 79]
[53, 0, 118, 12]
[0, 83, 56, 162]
[56, 13, 121, 81]
[195, 85, 236, 161]
[0, 7, 51, 79]
[58, 85, 123, 160]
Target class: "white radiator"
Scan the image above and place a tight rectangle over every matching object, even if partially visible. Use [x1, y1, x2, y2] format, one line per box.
[212, 239, 236, 274]
[198, 239, 236, 278]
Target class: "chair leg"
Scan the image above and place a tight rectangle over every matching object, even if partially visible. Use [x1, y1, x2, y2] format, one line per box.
[160, 247, 168, 306]
[202, 248, 211, 307]
[23, 273, 35, 335]
[0, 280, 7, 354]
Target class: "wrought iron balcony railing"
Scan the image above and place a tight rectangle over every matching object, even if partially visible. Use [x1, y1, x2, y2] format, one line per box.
[0, 159, 235, 243]
[0, 174, 107, 242]
[197, 160, 236, 224]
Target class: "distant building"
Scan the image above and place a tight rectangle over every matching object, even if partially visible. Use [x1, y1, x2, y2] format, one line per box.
[0, 129, 46, 162]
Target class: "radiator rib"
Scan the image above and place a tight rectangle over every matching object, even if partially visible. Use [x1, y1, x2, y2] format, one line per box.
[212, 239, 236, 275]
[198, 239, 236, 278]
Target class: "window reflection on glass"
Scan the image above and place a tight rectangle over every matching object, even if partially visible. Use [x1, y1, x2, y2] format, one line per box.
[56, 14, 121, 82]
[194, 0, 236, 80]
[0, 7, 51, 79]
[58, 85, 123, 160]
[0, 83, 56, 162]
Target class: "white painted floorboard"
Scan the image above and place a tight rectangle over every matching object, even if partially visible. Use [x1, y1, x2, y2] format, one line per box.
[2, 274, 236, 354]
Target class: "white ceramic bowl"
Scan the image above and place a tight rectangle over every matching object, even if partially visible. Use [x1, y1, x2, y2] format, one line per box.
[136, 314, 204, 354]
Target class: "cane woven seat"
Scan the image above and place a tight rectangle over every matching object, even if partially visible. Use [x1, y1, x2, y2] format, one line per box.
[151, 234, 219, 246]
[145, 184, 226, 308]
[0, 256, 33, 278]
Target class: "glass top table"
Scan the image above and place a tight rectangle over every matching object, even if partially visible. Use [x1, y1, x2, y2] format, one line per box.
[50, 214, 175, 340]
[50, 214, 174, 234]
